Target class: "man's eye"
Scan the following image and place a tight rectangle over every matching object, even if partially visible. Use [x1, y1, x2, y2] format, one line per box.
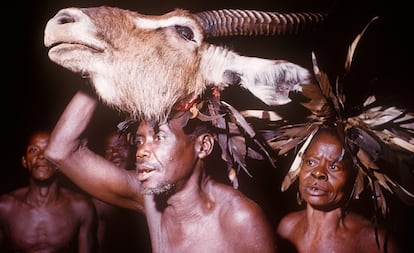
[329, 164, 341, 171]
[105, 149, 112, 156]
[135, 138, 144, 145]
[128, 134, 144, 146]
[154, 134, 164, 141]
[28, 147, 39, 154]
[306, 159, 315, 166]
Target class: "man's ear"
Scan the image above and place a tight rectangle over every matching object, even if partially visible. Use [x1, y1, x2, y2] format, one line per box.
[197, 133, 214, 159]
[22, 156, 28, 169]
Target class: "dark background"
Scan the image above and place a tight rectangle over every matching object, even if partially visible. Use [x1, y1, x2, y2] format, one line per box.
[3, 0, 413, 252]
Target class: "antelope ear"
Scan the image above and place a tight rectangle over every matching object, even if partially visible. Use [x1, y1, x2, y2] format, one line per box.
[222, 55, 312, 106]
[222, 70, 241, 85]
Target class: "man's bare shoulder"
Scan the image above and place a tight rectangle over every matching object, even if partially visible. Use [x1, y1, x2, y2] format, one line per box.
[210, 180, 269, 225]
[211, 180, 255, 206]
[343, 212, 389, 238]
[0, 188, 29, 220]
[59, 187, 95, 211]
[277, 210, 304, 237]
[207, 180, 276, 252]
[343, 212, 400, 253]
[0, 188, 28, 205]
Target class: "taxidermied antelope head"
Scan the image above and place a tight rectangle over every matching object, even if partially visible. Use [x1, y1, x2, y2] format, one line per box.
[44, 6, 326, 122]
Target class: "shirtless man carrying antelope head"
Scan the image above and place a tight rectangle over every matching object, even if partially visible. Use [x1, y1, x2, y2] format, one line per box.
[43, 6, 326, 253]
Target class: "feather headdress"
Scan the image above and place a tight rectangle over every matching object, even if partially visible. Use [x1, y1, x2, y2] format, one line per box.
[118, 86, 277, 189]
[252, 16, 414, 216]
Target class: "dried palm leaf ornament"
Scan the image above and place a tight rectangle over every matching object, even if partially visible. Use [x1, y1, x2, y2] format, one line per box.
[259, 16, 414, 217]
[118, 83, 277, 189]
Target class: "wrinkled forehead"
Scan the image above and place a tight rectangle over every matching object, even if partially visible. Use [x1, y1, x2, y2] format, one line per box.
[119, 110, 194, 140]
[141, 111, 190, 131]
[308, 130, 355, 168]
[28, 132, 50, 146]
[306, 130, 345, 157]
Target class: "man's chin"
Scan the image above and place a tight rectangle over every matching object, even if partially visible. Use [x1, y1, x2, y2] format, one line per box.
[141, 183, 174, 196]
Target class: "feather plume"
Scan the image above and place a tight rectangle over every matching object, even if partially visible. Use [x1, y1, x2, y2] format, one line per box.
[344, 16, 379, 72]
[258, 15, 414, 217]
[383, 174, 414, 205]
[222, 101, 276, 166]
[189, 92, 279, 188]
[352, 165, 366, 199]
[281, 126, 319, 192]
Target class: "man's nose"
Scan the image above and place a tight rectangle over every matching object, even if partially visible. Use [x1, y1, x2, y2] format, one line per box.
[38, 150, 46, 159]
[135, 145, 150, 161]
[311, 167, 327, 180]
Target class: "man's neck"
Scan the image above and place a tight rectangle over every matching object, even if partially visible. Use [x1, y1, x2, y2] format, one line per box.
[25, 180, 60, 206]
[305, 205, 346, 233]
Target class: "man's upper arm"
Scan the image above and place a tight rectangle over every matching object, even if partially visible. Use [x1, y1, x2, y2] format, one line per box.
[0, 195, 11, 246]
[77, 198, 98, 253]
[225, 198, 277, 253]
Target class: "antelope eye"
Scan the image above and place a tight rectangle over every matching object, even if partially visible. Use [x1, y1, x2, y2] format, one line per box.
[175, 25, 194, 41]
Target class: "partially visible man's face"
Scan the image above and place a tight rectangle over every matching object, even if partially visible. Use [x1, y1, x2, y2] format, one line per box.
[104, 132, 133, 170]
[22, 132, 57, 181]
[133, 117, 198, 195]
[298, 131, 352, 210]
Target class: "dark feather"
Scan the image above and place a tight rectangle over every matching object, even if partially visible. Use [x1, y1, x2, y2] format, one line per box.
[262, 16, 414, 218]
[280, 126, 319, 192]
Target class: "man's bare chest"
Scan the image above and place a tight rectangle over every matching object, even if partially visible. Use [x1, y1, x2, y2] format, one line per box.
[8, 205, 78, 245]
[147, 213, 228, 253]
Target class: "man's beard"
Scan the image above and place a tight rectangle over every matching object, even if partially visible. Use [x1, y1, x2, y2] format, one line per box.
[141, 182, 175, 196]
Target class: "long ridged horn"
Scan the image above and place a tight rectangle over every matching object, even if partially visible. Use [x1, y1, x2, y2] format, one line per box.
[195, 9, 327, 37]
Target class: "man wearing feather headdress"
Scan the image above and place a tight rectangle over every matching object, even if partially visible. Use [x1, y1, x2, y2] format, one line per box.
[276, 126, 400, 253]
[261, 16, 414, 253]
[44, 87, 278, 253]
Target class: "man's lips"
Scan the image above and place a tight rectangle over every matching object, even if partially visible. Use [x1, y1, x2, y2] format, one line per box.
[33, 164, 55, 173]
[36, 165, 49, 169]
[35, 163, 53, 169]
[303, 184, 329, 196]
[137, 166, 156, 181]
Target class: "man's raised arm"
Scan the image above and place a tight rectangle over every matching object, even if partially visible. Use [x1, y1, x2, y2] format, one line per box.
[45, 89, 144, 212]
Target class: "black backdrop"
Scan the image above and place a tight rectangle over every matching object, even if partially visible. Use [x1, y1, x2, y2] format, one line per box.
[3, 0, 413, 252]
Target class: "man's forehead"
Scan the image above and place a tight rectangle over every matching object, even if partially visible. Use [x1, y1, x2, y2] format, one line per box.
[137, 119, 170, 133]
[138, 111, 190, 129]
[306, 132, 343, 154]
[313, 130, 341, 144]
[29, 133, 49, 145]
